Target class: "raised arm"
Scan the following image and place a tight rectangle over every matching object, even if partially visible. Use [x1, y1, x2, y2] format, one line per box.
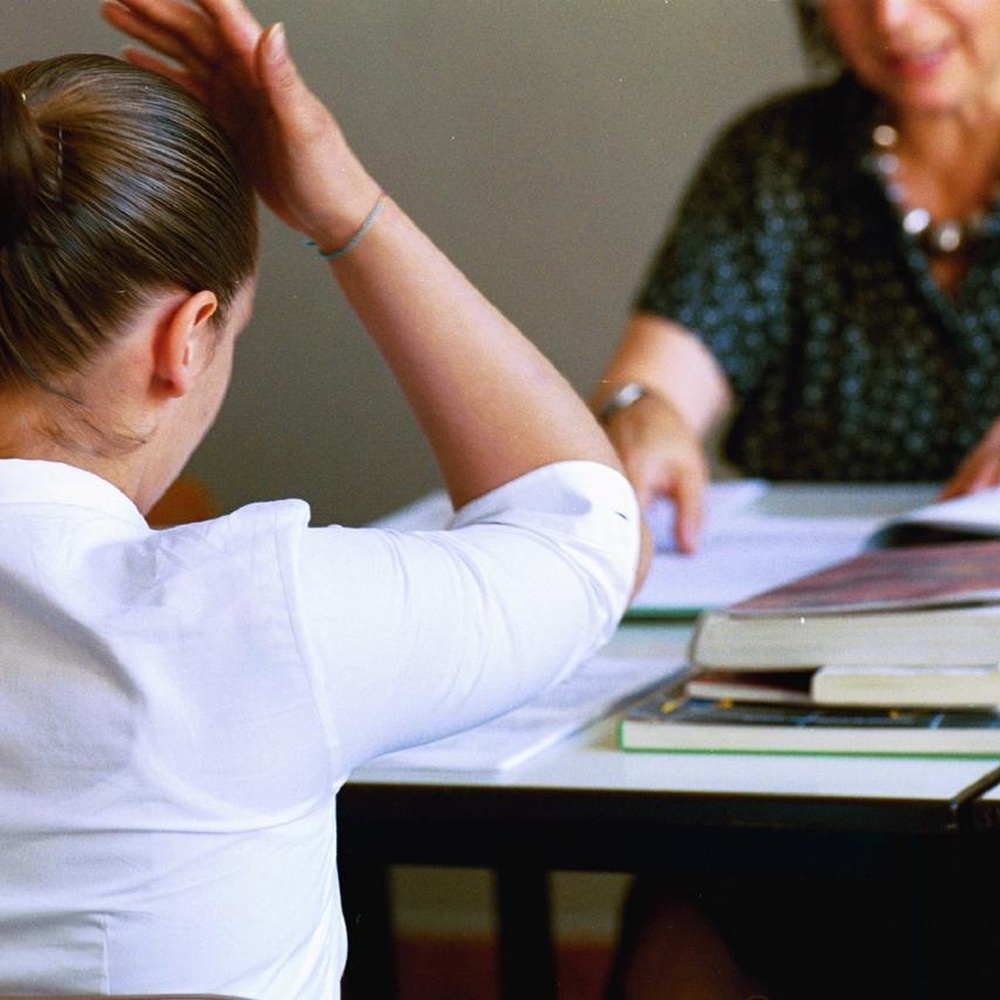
[592, 313, 733, 552]
[101, 0, 644, 536]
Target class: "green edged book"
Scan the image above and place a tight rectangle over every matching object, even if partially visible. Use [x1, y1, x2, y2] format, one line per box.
[619, 689, 1000, 757]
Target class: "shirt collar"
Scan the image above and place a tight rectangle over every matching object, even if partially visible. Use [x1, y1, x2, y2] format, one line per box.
[0, 458, 148, 527]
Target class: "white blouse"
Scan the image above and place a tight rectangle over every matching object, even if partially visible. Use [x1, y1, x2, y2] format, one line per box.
[0, 457, 639, 999]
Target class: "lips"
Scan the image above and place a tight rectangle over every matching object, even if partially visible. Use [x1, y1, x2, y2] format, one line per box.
[884, 43, 952, 79]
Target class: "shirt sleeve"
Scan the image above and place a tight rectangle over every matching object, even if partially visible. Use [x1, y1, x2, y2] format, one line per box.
[288, 461, 640, 772]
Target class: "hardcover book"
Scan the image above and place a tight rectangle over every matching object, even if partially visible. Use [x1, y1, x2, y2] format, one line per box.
[689, 540, 1000, 676]
[619, 689, 1000, 757]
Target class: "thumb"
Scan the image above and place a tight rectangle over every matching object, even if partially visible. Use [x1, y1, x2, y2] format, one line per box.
[255, 22, 338, 149]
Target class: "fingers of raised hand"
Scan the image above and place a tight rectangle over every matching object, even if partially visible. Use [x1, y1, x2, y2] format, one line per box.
[104, 1, 267, 91]
[101, 0, 269, 118]
[101, 0, 219, 71]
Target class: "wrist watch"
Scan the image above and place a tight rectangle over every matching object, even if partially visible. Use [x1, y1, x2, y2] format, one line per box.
[597, 381, 649, 426]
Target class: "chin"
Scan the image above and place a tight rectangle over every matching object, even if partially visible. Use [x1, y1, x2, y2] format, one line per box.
[883, 79, 971, 117]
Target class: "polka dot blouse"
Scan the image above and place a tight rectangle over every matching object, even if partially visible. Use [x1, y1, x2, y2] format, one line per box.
[636, 73, 1000, 483]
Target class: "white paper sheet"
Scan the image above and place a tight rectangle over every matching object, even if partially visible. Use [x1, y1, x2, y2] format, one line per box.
[629, 482, 939, 617]
[364, 652, 682, 772]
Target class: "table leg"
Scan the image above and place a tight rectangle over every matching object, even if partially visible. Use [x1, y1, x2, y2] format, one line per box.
[494, 867, 557, 1000]
[340, 859, 397, 1000]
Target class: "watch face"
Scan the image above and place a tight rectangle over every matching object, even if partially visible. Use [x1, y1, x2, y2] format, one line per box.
[600, 382, 647, 425]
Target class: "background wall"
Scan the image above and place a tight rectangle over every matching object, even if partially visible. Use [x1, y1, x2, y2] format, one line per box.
[3, 0, 807, 525]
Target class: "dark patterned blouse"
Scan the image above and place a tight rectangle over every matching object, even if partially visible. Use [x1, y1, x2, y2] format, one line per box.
[636, 73, 1000, 482]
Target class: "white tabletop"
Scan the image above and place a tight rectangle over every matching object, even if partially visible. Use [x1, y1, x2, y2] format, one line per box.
[350, 622, 1000, 806]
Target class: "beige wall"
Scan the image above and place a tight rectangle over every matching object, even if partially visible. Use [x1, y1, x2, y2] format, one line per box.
[2, 0, 807, 525]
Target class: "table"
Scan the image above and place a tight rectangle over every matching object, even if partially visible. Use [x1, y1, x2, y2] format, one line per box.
[339, 622, 1000, 1000]
[946, 783, 1000, 993]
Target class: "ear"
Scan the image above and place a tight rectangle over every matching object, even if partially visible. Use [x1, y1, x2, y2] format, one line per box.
[152, 290, 220, 399]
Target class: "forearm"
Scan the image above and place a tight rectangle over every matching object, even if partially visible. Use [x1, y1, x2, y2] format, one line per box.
[594, 313, 732, 440]
[330, 196, 623, 509]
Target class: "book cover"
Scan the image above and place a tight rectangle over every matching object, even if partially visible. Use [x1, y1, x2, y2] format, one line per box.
[619, 689, 1000, 757]
[730, 539, 1000, 616]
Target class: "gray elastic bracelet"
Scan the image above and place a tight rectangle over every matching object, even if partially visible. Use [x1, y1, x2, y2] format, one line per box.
[597, 381, 649, 425]
[311, 193, 387, 260]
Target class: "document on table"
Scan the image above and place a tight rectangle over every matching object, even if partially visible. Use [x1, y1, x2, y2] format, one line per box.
[364, 652, 683, 773]
[629, 480, 939, 619]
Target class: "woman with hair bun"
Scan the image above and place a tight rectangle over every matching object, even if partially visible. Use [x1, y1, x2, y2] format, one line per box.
[0, 2, 645, 997]
[0, 52, 256, 446]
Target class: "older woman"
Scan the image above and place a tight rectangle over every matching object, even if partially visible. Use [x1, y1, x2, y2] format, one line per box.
[0, 0, 644, 995]
[594, 0, 1000, 552]
[600, 2, 1000, 998]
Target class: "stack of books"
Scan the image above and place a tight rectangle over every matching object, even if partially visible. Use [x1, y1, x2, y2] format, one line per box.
[621, 535, 1000, 756]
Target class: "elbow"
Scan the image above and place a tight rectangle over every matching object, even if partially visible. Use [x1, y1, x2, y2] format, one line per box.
[631, 516, 654, 600]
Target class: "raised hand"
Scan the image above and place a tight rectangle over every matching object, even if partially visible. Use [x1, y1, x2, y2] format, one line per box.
[101, 0, 381, 249]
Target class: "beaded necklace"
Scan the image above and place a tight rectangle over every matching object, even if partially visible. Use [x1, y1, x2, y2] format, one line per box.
[872, 122, 994, 256]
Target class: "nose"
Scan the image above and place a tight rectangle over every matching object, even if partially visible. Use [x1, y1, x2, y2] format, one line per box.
[872, 0, 920, 33]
